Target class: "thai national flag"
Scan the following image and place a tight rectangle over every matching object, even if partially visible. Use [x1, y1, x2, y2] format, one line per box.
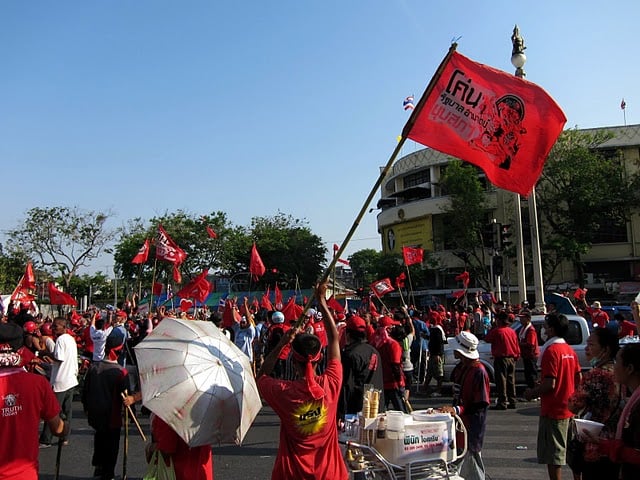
[403, 95, 415, 111]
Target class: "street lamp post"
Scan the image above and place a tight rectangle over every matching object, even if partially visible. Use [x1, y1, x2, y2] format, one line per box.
[511, 25, 546, 312]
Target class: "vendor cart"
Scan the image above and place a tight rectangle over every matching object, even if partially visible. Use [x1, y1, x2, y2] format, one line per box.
[340, 410, 467, 480]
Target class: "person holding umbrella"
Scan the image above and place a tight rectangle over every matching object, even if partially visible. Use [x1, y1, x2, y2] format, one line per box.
[257, 281, 348, 480]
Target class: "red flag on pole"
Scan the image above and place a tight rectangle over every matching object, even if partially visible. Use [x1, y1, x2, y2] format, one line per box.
[327, 296, 344, 313]
[404, 49, 566, 197]
[274, 284, 283, 308]
[131, 239, 150, 264]
[333, 243, 340, 253]
[206, 226, 217, 239]
[455, 271, 470, 288]
[402, 246, 424, 266]
[48, 283, 77, 306]
[10, 263, 37, 303]
[370, 278, 395, 298]
[152, 282, 163, 296]
[156, 225, 187, 265]
[395, 272, 406, 288]
[249, 243, 266, 280]
[176, 269, 211, 303]
[337, 258, 350, 266]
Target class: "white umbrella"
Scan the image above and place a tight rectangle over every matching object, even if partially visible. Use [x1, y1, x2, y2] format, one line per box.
[134, 317, 262, 447]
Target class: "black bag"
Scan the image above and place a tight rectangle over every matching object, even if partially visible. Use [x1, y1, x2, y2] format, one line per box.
[566, 419, 585, 473]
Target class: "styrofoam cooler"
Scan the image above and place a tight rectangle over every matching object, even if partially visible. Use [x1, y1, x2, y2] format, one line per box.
[374, 410, 457, 465]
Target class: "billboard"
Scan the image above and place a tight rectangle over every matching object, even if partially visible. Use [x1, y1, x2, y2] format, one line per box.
[382, 216, 433, 255]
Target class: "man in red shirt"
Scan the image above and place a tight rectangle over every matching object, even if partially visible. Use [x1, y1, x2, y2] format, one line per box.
[518, 310, 540, 389]
[256, 282, 348, 480]
[485, 310, 520, 410]
[0, 321, 68, 480]
[374, 316, 407, 412]
[525, 313, 581, 480]
[584, 300, 609, 328]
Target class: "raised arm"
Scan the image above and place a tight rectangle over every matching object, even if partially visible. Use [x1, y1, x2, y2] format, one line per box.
[315, 281, 340, 362]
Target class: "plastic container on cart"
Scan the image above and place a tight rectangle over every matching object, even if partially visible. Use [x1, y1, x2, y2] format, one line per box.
[374, 411, 457, 465]
[386, 411, 405, 431]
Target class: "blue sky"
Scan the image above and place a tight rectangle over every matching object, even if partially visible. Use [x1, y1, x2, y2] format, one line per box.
[1, 1, 637, 275]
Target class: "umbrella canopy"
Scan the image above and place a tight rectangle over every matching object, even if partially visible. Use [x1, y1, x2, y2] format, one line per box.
[134, 317, 262, 447]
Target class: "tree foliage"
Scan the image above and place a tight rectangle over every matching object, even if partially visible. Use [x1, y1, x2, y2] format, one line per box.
[112, 210, 326, 293]
[438, 160, 492, 289]
[0, 244, 30, 293]
[6, 207, 117, 290]
[537, 128, 640, 285]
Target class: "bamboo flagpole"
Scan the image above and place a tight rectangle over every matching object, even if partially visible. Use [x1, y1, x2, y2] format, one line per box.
[294, 42, 459, 328]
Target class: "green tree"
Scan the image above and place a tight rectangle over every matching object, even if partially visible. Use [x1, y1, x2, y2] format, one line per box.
[7, 207, 117, 290]
[0, 244, 30, 293]
[537, 128, 640, 285]
[248, 212, 325, 289]
[438, 160, 493, 289]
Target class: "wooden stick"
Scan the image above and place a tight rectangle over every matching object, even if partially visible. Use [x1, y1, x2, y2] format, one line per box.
[123, 400, 129, 480]
[121, 392, 147, 442]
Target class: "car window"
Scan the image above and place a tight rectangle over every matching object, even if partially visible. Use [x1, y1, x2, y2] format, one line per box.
[532, 319, 583, 346]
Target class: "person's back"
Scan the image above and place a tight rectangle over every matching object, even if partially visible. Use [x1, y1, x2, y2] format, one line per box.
[256, 282, 348, 480]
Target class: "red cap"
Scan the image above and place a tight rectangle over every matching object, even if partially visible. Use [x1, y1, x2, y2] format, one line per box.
[346, 315, 366, 331]
[379, 316, 400, 328]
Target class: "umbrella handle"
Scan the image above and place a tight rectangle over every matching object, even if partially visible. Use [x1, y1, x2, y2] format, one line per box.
[54, 435, 63, 480]
[121, 392, 147, 442]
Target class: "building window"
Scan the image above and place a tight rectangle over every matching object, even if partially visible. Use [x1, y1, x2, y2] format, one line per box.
[403, 170, 430, 188]
[592, 218, 628, 244]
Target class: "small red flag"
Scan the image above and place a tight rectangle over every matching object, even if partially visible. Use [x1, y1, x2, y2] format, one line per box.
[621, 98, 626, 110]
[10, 263, 37, 303]
[452, 290, 466, 299]
[281, 297, 303, 322]
[176, 269, 211, 303]
[206, 226, 217, 239]
[327, 295, 344, 313]
[152, 282, 163, 296]
[274, 284, 283, 308]
[24, 263, 36, 290]
[261, 293, 274, 311]
[249, 243, 266, 280]
[131, 239, 150, 264]
[404, 50, 566, 197]
[370, 278, 395, 298]
[455, 271, 470, 288]
[156, 225, 187, 265]
[333, 243, 340, 253]
[395, 272, 406, 288]
[402, 246, 424, 266]
[48, 283, 77, 306]
[573, 287, 587, 301]
[337, 258, 350, 266]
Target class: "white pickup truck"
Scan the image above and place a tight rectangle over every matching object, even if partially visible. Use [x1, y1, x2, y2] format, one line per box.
[443, 314, 591, 385]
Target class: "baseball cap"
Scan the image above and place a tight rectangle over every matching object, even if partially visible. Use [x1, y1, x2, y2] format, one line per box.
[451, 331, 479, 360]
[346, 315, 366, 332]
[105, 328, 125, 351]
[379, 316, 401, 328]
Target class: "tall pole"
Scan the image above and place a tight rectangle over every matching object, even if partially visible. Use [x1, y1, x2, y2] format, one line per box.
[511, 25, 545, 312]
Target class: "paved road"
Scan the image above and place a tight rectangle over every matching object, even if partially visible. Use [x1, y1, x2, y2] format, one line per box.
[38, 393, 575, 480]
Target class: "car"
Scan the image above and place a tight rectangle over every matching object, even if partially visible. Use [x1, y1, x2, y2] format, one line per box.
[601, 305, 633, 323]
[443, 314, 591, 385]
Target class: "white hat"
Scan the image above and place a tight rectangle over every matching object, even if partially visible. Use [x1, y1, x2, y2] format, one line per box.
[591, 301, 601, 309]
[451, 331, 480, 360]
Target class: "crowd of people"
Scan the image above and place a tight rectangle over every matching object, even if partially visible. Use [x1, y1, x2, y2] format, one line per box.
[1, 287, 640, 480]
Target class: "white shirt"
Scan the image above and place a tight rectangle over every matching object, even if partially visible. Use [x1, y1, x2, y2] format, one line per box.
[50, 333, 79, 392]
[90, 325, 113, 361]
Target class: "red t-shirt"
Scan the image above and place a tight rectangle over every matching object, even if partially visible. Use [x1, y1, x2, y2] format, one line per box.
[586, 308, 609, 327]
[518, 323, 539, 359]
[152, 415, 213, 480]
[0, 368, 60, 480]
[257, 359, 348, 480]
[311, 321, 328, 348]
[619, 320, 637, 337]
[485, 325, 520, 358]
[540, 341, 581, 419]
[377, 337, 405, 389]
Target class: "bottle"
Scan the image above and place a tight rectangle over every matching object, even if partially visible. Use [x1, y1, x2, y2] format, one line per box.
[376, 416, 387, 439]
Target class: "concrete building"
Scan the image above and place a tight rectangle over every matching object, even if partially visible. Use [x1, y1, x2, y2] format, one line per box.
[374, 124, 640, 305]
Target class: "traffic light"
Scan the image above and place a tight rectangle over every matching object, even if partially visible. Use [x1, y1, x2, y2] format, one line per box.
[500, 224, 513, 249]
[493, 255, 503, 276]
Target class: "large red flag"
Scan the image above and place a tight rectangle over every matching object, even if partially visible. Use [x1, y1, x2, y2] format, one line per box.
[156, 225, 187, 265]
[402, 246, 424, 266]
[370, 278, 395, 298]
[131, 239, 150, 264]
[176, 269, 211, 303]
[249, 243, 266, 280]
[404, 49, 566, 197]
[327, 295, 345, 313]
[48, 283, 77, 306]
